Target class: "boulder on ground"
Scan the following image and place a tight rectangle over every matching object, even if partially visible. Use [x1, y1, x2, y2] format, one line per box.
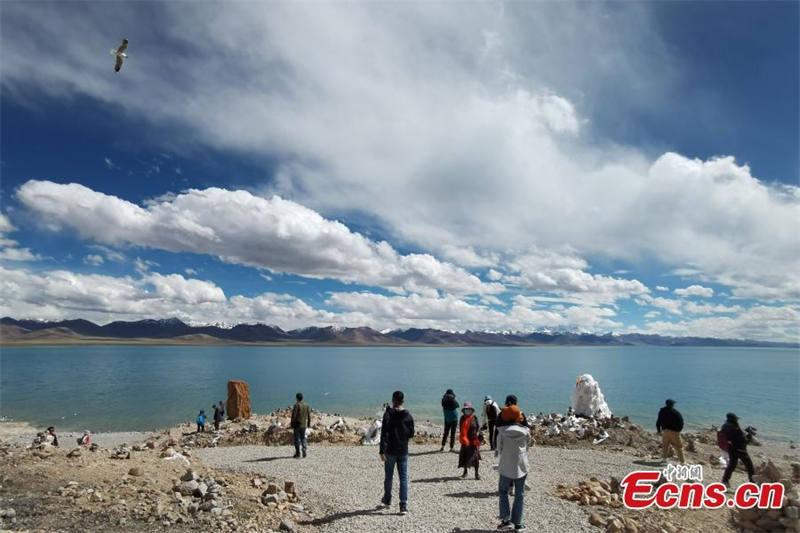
[227, 380, 251, 420]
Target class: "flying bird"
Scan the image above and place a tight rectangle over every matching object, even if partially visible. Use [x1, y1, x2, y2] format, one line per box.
[110, 39, 128, 72]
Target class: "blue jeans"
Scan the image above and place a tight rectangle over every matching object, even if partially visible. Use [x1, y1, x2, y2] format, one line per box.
[383, 454, 409, 506]
[293, 428, 307, 454]
[499, 474, 526, 526]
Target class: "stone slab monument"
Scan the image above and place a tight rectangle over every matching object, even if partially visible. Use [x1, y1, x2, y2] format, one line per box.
[227, 380, 251, 420]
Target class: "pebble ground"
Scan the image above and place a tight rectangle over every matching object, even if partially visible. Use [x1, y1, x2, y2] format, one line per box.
[196, 443, 658, 532]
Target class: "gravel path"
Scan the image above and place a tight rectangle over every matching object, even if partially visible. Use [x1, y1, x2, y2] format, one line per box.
[196, 444, 654, 532]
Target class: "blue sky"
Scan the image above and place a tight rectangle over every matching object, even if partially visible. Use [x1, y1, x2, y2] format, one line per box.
[1, 1, 798, 341]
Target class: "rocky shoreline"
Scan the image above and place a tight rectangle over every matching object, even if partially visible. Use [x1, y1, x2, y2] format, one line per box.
[1, 410, 798, 532]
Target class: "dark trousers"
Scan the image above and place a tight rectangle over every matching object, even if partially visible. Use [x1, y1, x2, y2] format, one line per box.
[214, 420, 220, 431]
[442, 421, 457, 449]
[197, 423, 204, 433]
[488, 420, 497, 450]
[723, 448, 755, 484]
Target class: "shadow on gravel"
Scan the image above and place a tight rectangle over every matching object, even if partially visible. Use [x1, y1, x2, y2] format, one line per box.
[299, 507, 389, 526]
[452, 529, 496, 533]
[632, 459, 666, 467]
[444, 490, 497, 499]
[243, 456, 294, 463]
[408, 450, 442, 456]
[412, 475, 461, 483]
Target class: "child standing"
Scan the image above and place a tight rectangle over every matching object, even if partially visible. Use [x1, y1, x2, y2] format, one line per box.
[196, 410, 206, 433]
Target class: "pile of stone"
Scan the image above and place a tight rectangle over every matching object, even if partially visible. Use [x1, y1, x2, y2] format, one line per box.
[260, 480, 300, 507]
[172, 469, 228, 517]
[734, 461, 800, 532]
[555, 476, 624, 508]
[532, 413, 658, 452]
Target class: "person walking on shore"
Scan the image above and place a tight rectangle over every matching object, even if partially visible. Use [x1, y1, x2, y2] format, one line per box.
[656, 399, 684, 463]
[458, 402, 482, 480]
[213, 403, 224, 431]
[496, 403, 530, 531]
[379, 390, 415, 515]
[440, 389, 460, 452]
[481, 396, 501, 450]
[291, 392, 311, 458]
[196, 410, 206, 433]
[720, 412, 755, 487]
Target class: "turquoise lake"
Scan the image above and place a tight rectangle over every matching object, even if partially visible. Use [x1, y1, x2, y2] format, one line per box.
[1, 345, 798, 440]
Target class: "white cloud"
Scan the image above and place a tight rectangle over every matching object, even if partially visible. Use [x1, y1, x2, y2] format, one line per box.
[502, 248, 649, 305]
[2, 3, 798, 317]
[440, 245, 497, 268]
[83, 254, 105, 266]
[104, 157, 114, 169]
[683, 302, 743, 315]
[0, 213, 38, 262]
[674, 284, 714, 298]
[655, 285, 669, 292]
[641, 305, 800, 343]
[184, 268, 198, 275]
[637, 295, 683, 315]
[17, 181, 502, 296]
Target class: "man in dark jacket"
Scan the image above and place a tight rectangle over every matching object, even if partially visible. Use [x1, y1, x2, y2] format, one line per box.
[721, 412, 755, 486]
[291, 393, 312, 458]
[440, 389, 459, 452]
[656, 399, 685, 463]
[380, 390, 415, 515]
[213, 403, 224, 431]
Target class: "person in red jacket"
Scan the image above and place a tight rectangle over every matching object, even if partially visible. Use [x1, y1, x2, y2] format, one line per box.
[458, 402, 482, 480]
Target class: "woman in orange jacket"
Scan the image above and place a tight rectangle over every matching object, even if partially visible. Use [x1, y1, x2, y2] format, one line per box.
[457, 402, 482, 479]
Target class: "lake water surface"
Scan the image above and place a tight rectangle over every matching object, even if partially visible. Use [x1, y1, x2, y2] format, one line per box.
[1, 345, 797, 440]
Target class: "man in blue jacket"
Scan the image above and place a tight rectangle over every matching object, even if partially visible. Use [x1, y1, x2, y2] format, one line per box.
[379, 390, 415, 515]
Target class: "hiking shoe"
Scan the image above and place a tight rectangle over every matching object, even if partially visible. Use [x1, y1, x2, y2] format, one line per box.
[475, 473, 481, 480]
[302, 450, 307, 458]
[399, 504, 408, 515]
[439, 446, 445, 452]
[293, 453, 300, 459]
[497, 520, 513, 530]
[378, 498, 390, 509]
[514, 525, 526, 530]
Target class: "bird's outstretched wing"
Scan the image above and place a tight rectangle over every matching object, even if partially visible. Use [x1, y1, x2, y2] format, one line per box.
[118, 39, 128, 54]
[115, 55, 124, 72]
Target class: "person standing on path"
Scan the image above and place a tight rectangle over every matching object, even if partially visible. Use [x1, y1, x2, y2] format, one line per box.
[440, 389, 460, 452]
[720, 412, 755, 487]
[458, 402, 482, 480]
[656, 399, 685, 463]
[496, 403, 530, 531]
[481, 396, 501, 450]
[196, 410, 206, 433]
[213, 403, 224, 431]
[218, 400, 225, 419]
[291, 392, 311, 458]
[379, 390, 415, 515]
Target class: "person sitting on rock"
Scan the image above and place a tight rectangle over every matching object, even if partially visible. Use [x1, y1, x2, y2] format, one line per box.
[721, 412, 755, 487]
[196, 410, 206, 433]
[46, 426, 59, 447]
[77, 430, 90, 447]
